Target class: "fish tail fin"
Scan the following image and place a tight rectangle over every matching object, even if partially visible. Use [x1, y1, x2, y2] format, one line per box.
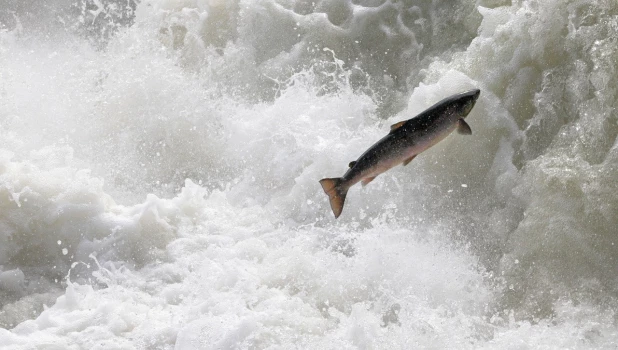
[319, 178, 348, 219]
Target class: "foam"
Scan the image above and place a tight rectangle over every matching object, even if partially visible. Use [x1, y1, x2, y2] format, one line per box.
[2, 0, 618, 347]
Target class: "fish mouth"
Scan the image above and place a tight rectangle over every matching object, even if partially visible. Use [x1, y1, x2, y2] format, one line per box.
[463, 88, 480, 102]
[460, 89, 480, 117]
[459, 89, 481, 103]
[471, 89, 481, 101]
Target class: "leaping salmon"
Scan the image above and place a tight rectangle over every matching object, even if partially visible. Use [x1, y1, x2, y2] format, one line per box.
[319, 89, 481, 218]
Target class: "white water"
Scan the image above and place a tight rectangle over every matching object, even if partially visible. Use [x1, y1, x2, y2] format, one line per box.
[1, 0, 618, 348]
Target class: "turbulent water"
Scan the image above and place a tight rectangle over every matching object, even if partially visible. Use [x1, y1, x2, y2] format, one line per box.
[1, 0, 618, 348]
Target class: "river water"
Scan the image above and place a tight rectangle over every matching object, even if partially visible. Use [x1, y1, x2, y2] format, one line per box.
[1, 0, 618, 348]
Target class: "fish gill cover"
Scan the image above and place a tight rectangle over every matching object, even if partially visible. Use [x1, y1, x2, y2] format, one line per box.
[0, 0, 618, 348]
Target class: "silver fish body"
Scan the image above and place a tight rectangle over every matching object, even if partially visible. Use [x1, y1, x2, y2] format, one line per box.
[320, 89, 481, 218]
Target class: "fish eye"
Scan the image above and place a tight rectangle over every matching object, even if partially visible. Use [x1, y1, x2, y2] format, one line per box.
[463, 100, 474, 115]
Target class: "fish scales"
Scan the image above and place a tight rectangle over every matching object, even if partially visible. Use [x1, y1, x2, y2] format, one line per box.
[320, 89, 481, 218]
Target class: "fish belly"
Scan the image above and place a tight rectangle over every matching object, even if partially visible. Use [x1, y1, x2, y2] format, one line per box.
[413, 124, 457, 154]
[394, 124, 457, 167]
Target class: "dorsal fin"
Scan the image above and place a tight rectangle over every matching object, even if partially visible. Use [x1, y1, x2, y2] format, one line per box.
[390, 121, 406, 132]
[348, 161, 357, 168]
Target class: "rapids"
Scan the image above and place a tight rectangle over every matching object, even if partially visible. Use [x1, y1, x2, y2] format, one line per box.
[1, 0, 618, 348]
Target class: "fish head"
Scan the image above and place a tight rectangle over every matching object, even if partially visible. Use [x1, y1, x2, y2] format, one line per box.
[456, 89, 480, 118]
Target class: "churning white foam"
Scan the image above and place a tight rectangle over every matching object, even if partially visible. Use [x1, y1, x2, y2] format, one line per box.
[1, 0, 618, 348]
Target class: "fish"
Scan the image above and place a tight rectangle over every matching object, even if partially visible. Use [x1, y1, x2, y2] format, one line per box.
[319, 89, 481, 218]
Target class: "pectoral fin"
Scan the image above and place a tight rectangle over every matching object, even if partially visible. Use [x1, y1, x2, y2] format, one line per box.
[457, 119, 472, 135]
[402, 155, 417, 166]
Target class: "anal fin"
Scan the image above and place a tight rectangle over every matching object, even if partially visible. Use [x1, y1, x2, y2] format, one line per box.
[402, 155, 417, 166]
[361, 176, 377, 187]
